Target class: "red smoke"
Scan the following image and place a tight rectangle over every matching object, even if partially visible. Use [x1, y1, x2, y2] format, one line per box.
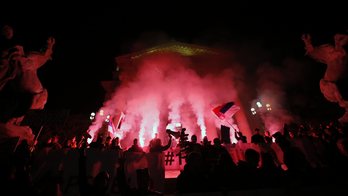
[255, 59, 307, 135]
[89, 52, 241, 148]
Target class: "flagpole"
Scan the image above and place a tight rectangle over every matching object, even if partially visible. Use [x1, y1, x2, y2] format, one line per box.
[111, 118, 117, 138]
[30, 125, 43, 153]
[225, 119, 239, 132]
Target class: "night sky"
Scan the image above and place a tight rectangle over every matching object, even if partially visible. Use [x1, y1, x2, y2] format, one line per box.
[1, 2, 347, 122]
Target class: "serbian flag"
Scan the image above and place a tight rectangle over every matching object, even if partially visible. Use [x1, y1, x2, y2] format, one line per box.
[211, 102, 240, 120]
[108, 118, 116, 137]
[116, 112, 125, 130]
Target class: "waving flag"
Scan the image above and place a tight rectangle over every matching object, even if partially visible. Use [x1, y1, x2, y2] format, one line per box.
[116, 112, 125, 130]
[108, 118, 116, 137]
[211, 102, 240, 120]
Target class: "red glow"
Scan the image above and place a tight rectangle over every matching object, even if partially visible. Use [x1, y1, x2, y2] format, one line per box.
[200, 124, 206, 139]
[152, 122, 159, 139]
[88, 52, 241, 147]
[211, 105, 226, 120]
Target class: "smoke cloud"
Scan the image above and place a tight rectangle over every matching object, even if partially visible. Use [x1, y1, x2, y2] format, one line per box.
[89, 52, 241, 147]
[254, 58, 309, 135]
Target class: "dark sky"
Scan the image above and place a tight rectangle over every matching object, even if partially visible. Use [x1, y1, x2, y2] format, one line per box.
[1, 1, 347, 120]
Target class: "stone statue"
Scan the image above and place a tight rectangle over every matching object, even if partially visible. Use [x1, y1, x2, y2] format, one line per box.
[0, 25, 55, 125]
[302, 32, 348, 123]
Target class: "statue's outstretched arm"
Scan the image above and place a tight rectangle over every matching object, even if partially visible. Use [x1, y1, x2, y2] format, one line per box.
[302, 34, 332, 64]
[25, 37, 55, 69]
[334, 33, 348, 55]
[302, 34, 314, 55]
[43, 37, 55, 58]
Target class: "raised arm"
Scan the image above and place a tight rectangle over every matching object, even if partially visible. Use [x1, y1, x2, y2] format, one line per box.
[235, 131, 240, 140]
[25, 37, 55, 69]
[161, 133, 172, 151]
[302, 34, 314, 55]
[302, 33, 334, 64]
[43, 37, 55, 58]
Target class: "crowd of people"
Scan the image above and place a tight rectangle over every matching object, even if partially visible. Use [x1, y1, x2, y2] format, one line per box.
[177, 123, 348, 193]
[1, 122, 348, 195]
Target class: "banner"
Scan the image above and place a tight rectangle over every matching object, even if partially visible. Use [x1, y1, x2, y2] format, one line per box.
[163, 144, 284, 170]
[163, 147, 186, 170]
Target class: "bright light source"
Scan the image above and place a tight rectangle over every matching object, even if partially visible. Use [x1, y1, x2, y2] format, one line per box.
[152, 122, 159, 139]
[251, 108, 255, 111]
[266, 104, 270, 108]
[256, 102, 262, 108]
[91, 112, 95, 116]
[201, 125, 206, 139]
[252, 111, 257, 115]
[166, 124, 174, 131]
[90, 116, 94, 120]
[176, 123, 181, 128]
[100, 110, 104, 116]
[107, 115, 110, 119]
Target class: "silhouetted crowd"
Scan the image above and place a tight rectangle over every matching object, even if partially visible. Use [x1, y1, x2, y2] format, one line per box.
[2, 122, 348, 195]
[176, 122, 348, 193]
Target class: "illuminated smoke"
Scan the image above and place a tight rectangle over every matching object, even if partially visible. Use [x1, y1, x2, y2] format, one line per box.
[200, 124, 207, 138]
[89, 52, 241, 148]
[255, 59, 305, 135]
[152, 121, 159, 139]
[186, 75, 208, 139]
[255, 63, 291, 135]
[165, 124, 175, 131]
[166, 74, 185, 133]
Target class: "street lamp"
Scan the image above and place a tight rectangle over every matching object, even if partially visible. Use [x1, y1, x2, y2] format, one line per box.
[251, 108, 257, 115]
[90, 112, 96, 123]
[266, 104, 271, 111]
[251, 102, 271, 115]
[251, 101, 272, 132]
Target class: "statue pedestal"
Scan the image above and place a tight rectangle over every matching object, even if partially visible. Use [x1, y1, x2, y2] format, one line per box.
[0, 123, 34, 145]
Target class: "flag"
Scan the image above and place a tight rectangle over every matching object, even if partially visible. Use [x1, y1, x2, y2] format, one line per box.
[108, 119, 116, 136]
[211, 102, 240, 120]
[116, 112, 125, 130]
